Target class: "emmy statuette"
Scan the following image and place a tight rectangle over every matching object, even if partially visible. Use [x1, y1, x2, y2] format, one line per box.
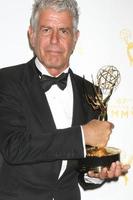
[79, 66, 121, 173]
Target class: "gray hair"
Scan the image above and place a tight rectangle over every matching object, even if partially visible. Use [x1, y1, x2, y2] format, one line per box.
[30, 0, 79, 31]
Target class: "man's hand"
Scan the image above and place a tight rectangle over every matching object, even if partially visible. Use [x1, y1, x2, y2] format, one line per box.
[82, 119, 114, 148]
[87, 161, 130, 180]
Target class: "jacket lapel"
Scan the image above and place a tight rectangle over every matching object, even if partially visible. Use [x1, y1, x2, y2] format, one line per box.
[22, 58, 56, 131]
[69, 70, 89, 126]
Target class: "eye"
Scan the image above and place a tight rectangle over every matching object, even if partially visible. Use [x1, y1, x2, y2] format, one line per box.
[59, 28, 71, 37]
[40, 27, 51, 35]
[61, 28, 68, 34]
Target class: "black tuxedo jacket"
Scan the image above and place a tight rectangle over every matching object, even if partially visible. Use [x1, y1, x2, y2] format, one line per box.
[0, 58, 102, 200]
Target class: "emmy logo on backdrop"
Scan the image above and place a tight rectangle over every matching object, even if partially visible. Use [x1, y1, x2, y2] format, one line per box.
[120, 29, 133, 66]
[79, 66, 121, 173]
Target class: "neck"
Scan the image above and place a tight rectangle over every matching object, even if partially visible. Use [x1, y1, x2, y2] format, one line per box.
[46, 68, 67, 77]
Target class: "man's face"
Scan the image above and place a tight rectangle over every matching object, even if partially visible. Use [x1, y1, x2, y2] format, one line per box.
[29, 8, 79, 75]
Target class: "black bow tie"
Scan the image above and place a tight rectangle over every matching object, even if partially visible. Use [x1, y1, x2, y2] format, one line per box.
[40, 72, 68, 92]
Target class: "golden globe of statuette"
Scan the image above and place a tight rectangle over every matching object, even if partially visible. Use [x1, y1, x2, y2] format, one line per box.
[78, 66, 121, 173]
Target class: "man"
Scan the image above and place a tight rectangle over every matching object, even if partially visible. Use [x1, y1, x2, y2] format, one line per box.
[0, 0, 129, 200]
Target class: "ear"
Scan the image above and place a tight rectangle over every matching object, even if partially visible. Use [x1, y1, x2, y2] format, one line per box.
[72, 30, 80, 53]
[28, 26, 35, 49]
[75, 30, 80, 43]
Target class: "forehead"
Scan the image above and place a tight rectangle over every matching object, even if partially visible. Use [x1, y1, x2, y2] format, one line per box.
[38, 8, 73, 27]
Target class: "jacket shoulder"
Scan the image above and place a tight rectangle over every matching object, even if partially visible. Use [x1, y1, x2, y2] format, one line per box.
[0, 63, 26, 78]
[0, 58, 34, 83]
[73, 72, 96, 92]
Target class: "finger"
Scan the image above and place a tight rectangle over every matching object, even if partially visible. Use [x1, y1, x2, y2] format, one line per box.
[108, 121, 114, 129]
[99, 167, 108, 179]
[88, 167, 108, 179]
[88, 170, 101, 179]
[107, 161, 129, 178]
[106, 162, 116, 178]
[121, 164, 130, 174]
[114, 161, 122, 177]
[87, 170, 97, 177]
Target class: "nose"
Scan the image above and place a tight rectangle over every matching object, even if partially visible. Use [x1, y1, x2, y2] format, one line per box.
[50, 31, 59, 44]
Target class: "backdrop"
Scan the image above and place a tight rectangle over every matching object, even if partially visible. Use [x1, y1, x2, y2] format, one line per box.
[0, 1, 133, 200]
